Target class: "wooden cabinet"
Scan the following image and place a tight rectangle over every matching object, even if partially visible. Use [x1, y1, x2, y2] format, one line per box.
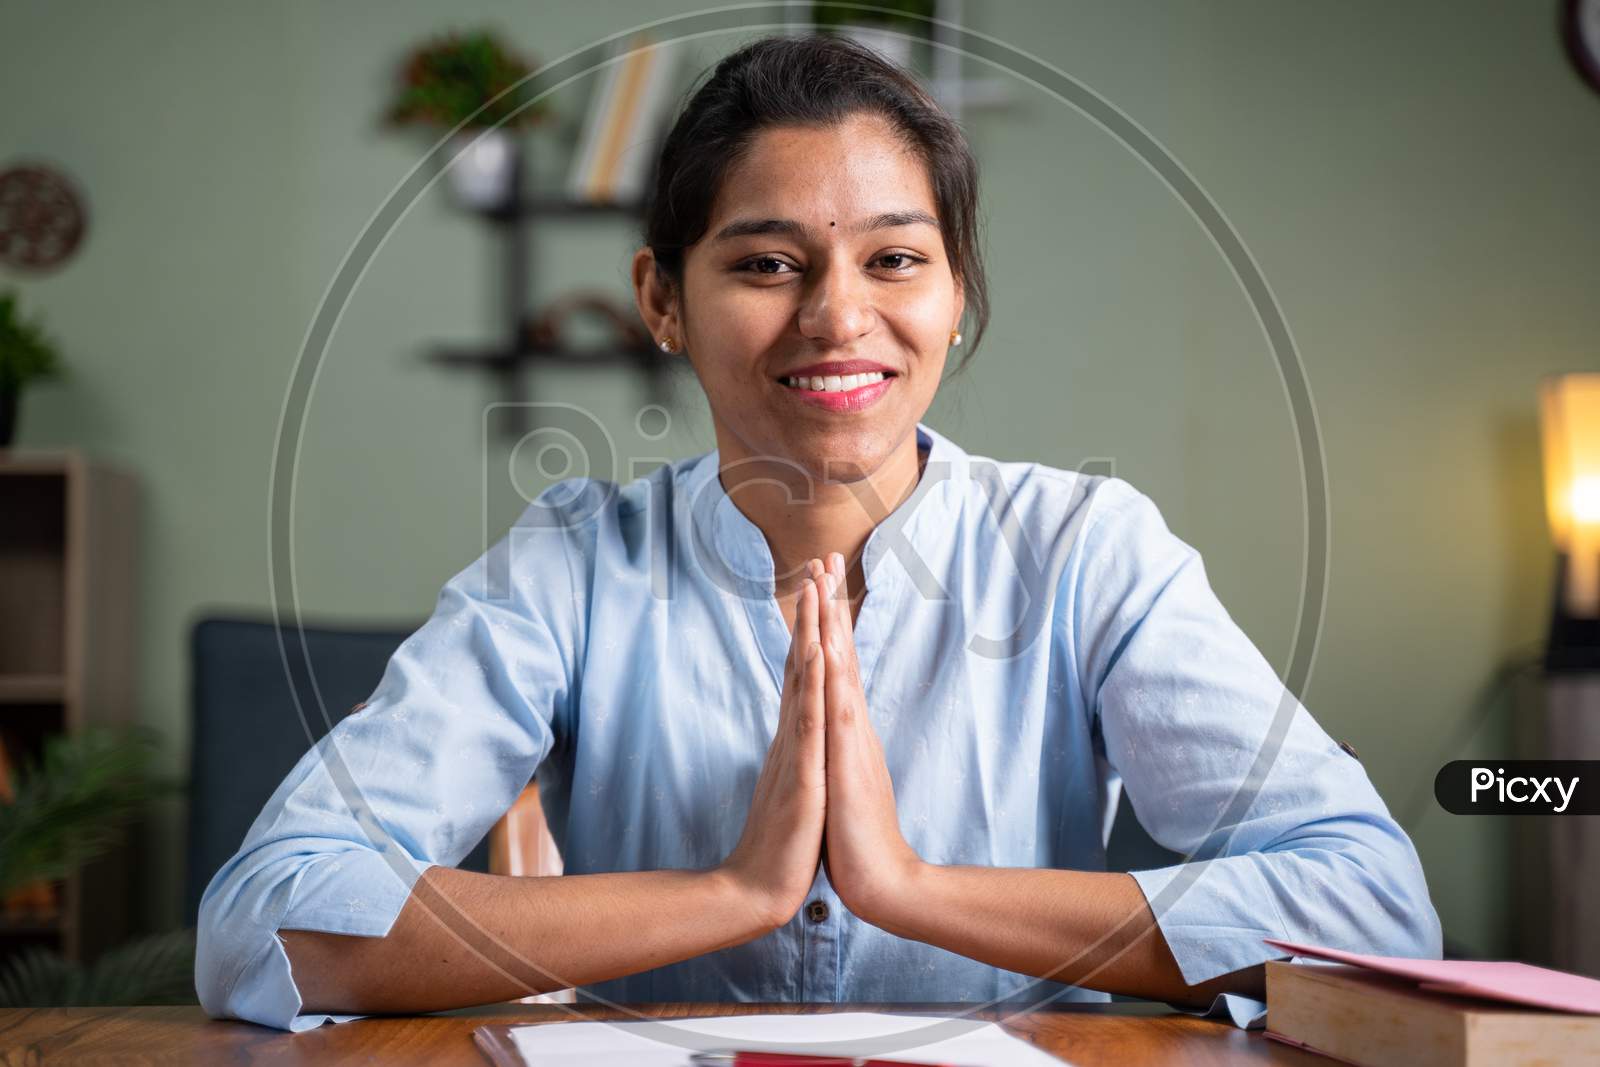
[0, 450, 138, 963]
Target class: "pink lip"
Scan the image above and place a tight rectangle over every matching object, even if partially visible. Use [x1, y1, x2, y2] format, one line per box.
[779, 373, 895, 413]
[780, 359, 895, 378]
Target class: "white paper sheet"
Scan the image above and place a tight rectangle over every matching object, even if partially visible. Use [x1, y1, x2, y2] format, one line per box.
[505, 1010, 1074, 1066]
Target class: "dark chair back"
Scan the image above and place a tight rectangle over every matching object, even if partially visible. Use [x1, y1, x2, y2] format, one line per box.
[184, 615, 490, 924]
[1104, 793, 1183, 873]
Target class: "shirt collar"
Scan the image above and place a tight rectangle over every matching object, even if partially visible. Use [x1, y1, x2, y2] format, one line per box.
[682, 421, 967, 596]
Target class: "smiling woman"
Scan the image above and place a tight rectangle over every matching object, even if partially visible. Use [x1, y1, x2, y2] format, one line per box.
[631, 34, 985, 622]
[194, 33, 1442, 1036]
[636, 107, 962, 613]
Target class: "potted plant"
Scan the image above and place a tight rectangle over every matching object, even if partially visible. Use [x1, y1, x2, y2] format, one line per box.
[384, 30, 553, 211]
[0, 727, 194, 1007]
[812, 0, 936, 68]
[0, 290, 62, 448]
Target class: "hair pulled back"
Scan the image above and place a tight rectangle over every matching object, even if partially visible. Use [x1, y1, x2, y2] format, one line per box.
[642, 33, 989, 374]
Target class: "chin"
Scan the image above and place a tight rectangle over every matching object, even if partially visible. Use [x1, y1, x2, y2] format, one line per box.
[785, 430, 896, 485]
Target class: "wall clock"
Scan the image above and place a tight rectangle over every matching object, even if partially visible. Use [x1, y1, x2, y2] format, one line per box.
[0, 164, 88, 271]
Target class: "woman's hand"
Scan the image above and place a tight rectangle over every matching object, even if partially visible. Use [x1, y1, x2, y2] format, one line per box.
[813, 552, 926, 923]
[718, 571, 827, 931]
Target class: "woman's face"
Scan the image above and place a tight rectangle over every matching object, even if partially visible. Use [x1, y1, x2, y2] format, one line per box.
[641, 112, 964, 483]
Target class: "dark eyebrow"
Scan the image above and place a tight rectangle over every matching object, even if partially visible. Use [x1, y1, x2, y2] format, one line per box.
[711, 209, 939, 243]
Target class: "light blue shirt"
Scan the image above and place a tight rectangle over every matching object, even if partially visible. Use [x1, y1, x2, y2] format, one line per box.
[195, 421, 1442, 1032]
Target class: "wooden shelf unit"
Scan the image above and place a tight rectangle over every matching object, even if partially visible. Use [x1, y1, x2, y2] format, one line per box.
[0, 449, 139, 963]
[420, 175, 675, 439]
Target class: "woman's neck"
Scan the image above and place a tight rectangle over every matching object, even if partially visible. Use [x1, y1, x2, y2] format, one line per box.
[716, 430, 928, 602]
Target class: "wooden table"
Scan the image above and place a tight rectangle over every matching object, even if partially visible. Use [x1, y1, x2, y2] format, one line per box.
[0, 1001, 1326, 1065]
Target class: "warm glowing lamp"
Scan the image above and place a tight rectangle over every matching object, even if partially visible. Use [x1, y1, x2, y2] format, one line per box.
[1539, 372, 1600, 669]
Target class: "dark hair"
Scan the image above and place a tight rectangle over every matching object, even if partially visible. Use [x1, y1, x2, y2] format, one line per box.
[642, 33, 989, 376]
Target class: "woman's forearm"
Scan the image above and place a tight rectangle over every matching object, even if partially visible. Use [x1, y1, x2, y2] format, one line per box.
[282, 864, 776, 1015]
[866, 864, 1265, 1009]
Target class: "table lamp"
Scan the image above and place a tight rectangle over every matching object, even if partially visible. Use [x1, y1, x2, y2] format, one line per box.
[1540, 372, 1600, 671]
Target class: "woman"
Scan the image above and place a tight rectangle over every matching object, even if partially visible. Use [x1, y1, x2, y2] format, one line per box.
[196, 34, 1441, 1033]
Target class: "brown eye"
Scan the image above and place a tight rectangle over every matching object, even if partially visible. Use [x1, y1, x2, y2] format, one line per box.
[876, 253, 927, 272]
[738, 256, 795, 275]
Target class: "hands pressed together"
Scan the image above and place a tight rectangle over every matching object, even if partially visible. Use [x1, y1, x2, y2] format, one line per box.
[709, 552, 1266, 1013]
[721, 552, 925, 931]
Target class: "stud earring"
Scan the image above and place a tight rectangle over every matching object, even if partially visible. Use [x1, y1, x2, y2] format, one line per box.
[949, 329, 963, 347]
[658, 336, 677, 354]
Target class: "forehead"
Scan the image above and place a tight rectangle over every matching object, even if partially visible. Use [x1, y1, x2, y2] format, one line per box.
[710, 115, 937, 227]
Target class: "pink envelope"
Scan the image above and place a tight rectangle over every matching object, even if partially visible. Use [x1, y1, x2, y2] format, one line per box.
[1263, 937, 1600, 1015]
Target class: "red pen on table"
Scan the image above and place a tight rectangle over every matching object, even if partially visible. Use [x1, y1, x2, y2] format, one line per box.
[689, 1051, 970, 1067]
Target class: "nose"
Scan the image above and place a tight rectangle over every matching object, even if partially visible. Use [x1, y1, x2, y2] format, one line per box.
[795, 256, 876, 347]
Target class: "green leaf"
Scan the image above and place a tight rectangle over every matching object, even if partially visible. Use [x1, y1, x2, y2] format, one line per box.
[0, 726, 183, 897]
[384, 30, 549, 130]
[0, 290, 63, 391]
[812, 0, 937, 32]
[0, 929, 198, 1007]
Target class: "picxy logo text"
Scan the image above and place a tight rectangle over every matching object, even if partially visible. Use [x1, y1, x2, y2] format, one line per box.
[1434, 760, 1598, 816]
[1469, 767, 1577, 812]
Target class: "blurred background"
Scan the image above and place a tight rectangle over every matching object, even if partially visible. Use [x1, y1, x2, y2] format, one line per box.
[0, 0, 1597, 1005]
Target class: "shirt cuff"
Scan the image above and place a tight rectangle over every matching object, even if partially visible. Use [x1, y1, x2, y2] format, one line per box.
[1164, 990, 1269, 1029]
[209, 853, 435, 1031]
[1127, 856, 1291, 1025]
[239, 930, 373, 1032]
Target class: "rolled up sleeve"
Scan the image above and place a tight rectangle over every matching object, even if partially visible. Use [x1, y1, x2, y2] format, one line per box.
[195, 498, 579, 1031]
[1068, 478, 1442, 1028]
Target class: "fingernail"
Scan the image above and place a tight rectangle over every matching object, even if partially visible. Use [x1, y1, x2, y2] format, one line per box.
[806, 641, 819, 662]
[827, 573, 838, 595]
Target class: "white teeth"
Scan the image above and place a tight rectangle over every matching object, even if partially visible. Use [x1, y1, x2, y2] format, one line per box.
[783, 370, 888, 392]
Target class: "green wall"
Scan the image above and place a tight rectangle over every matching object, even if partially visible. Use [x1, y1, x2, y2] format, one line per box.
[3, 1, 1595, 955]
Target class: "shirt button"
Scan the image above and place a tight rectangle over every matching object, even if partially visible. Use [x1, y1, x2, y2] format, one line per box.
[806, 900, 829, 923]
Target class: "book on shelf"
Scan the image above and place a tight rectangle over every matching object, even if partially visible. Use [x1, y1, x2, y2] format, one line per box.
[566, 32, 681, 205]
